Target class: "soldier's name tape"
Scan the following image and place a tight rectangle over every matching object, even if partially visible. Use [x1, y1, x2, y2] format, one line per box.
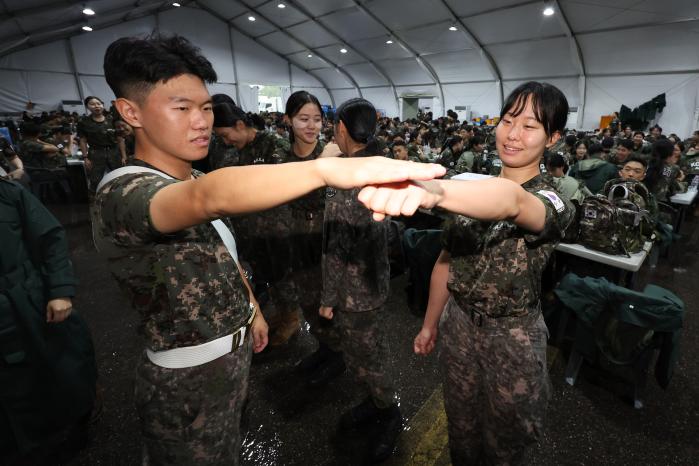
[146, 326, 247, 369]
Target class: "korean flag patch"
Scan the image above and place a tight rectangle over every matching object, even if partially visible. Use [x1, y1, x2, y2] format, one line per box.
[537, 190, 565, 213]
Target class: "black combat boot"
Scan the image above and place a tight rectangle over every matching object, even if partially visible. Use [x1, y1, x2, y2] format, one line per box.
[295, 343, 333, 374]
[307, 350, 346, 387]
[339, 397, 380, 430]
[368, 404, 402, 463]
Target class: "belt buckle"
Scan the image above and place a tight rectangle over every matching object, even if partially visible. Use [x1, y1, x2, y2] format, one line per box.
[471, 310, 484, 327]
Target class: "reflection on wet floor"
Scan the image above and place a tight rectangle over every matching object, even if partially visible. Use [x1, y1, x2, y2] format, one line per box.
[51, 201, 699, 466]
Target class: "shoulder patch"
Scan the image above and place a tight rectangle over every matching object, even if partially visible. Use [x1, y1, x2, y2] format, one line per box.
[537, 189, 565, 213]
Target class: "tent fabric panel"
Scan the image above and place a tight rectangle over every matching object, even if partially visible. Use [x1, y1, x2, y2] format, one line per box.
[287, 51, 332, 71]
[312, 68, 355, 89]
[381, 58, 434, 86]
[579, 23, 699, 75]
[285, 21, 338, 49]
[330, 88, 361, 107]
[585, 74, 699, 137]
[207, 83, 238, 103]
[0, 70, 30, 113]
[366, 0, 451, 30]
[313, 45, 365, 67]
[0, 20, 23, 41]
[462, 2, 567, 45]
[562, 0, 699, 32]
[398, 21, 476, 55]
[158, 7, 236, 83]
[487, 37, 578, 79]
[70, 16, 156, 76]
[0, 40, 72, 73]
[351, 36, 415, 61]
[27, 71, 80, 110]
[362, 87, 398, 117]
[80, 75, 116, 105]
[231, 29, 291, 86]
[422, 50, 494, 83]
[258, 31, 305, 56]
[294, 0, 356, 17]
[342, 63, 389, 87]
[291, 65, 325, 88]
[447, 0, 526, 17]
[230, 13, 278, 38]
[256, 1, 309, 28]
[319, 7, 387, 42]
[442, 82, 501, 120]
[199, 0, 247, 20]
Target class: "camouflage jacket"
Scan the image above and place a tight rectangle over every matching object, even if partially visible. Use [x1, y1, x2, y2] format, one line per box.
[680, 153, 699, 176]
[653, 164, 684, 202]
[454, 150, 480, 174]
[207, 133, 239, 170]
[321, 148, 390, 312]
[76, 115, 118, 148]
[285, 141, 326, 269]
[94, 161, 251, 351]
[441, 175, 574, 318]
[18, 139, 49, 168]
[483, 150, 503, 176]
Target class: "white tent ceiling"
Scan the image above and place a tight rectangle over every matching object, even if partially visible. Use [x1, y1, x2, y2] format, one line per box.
[1, 0, 698, 133]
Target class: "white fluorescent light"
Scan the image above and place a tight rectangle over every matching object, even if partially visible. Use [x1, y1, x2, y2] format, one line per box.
[278, 3, 286, 8]
[386, 40, 393, 44]
[82, 7, 95, 15]
[340, 48, 348, 53]
[172, 2, 181, 7]
[307, 53, 313, 58]
[248, 16, 256, 21]
[448, 26, 457, 31]
[82, 25, 93, 31]
[543, 6, 555, 16]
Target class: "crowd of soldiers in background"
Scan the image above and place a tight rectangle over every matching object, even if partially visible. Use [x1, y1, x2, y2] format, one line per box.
[2, 105, 699, 209]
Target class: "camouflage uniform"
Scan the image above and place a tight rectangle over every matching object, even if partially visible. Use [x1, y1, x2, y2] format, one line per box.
[454, 150, 480, 174]
[77, 115, 122, 192]
[680, 153, 699, 184]
[483, 150, 503, 176]
[439, 174, 573, 465]
[275, 141, 342, 348]
[207, 134, 240, 170]
[93, 160, 254, 465]
[321, 148, 394, 408]
[653, 163, 683, 203]
[222, 131, 293, 309]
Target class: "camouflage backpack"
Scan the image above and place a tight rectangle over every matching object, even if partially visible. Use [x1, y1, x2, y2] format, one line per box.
[578, 182, 653, 256]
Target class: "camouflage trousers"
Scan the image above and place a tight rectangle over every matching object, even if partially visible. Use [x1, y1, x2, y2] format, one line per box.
[335, 307, 395, 409]
[86, 147, 121, 193]
[287, 265, 343, 351]
[439, 297, 551, 466]
[134, 338, 252, 466]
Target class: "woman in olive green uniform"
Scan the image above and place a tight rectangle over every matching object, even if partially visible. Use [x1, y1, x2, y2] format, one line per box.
[77, 96, 126, 192]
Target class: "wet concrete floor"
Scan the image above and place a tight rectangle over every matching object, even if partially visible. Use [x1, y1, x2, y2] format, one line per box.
[49, 201, 698, 466]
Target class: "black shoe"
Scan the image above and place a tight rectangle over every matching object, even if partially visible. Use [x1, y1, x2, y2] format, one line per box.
[339, 397, 380, 430]
[295, 344, 333, 375]
[368, 405, 402, 463]
[307, 353, 346, 387]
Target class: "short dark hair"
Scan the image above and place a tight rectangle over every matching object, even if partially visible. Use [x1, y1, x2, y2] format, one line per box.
[213, 103, 250, 128]
[104, 34, 217, 101]
[618, 139, 634, 150]
[84, 95, 103, 107]
[675, 141, 685, 152]
[651, 139, 674, 160]
[334, 98, 377, 144]
[21, 122, 41, 137]
[624, 156, 647, 168]
[470, 135, 483, 147]
[588, 143, 604, 156]
[547, 152, 567, 169]
[633, 131, 645, 137]
[651, 124, 662, 133]
[499, 81, 569, 138]
[211, 93, 236, 107]
[601, 137, 615, 149]
[565, 134, 577, 147]
[392, 140, 407, 148]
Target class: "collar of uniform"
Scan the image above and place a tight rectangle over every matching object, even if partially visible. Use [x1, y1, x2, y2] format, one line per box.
[131, 158, 199, 180]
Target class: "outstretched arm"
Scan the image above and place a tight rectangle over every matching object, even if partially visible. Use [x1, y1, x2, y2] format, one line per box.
[358, 177, 548, 233]
[149, 157, 446, 234]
